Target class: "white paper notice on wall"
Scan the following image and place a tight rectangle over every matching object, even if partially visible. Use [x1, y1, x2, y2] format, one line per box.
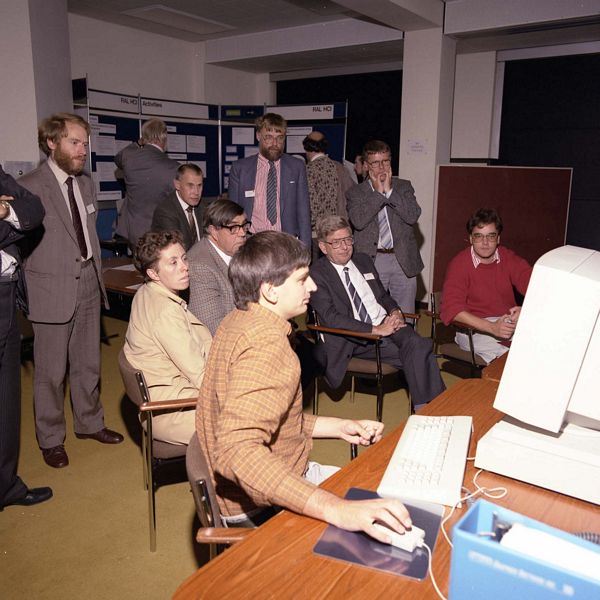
[407, 139, 428, 155]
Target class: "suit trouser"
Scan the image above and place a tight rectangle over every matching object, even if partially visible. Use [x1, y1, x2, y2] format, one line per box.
[374, 252, 417, 316]
[0, 280, 28, 505]
[352, 326, 445, 406]
[32, 262, 105, 448]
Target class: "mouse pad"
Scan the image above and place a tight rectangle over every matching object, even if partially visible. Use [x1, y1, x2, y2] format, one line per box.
[313, 488, 444, 581]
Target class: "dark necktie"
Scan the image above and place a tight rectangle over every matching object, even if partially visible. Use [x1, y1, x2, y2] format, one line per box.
[65, 177, 88, 258]
[343, 267, 371, 324]
[266, 160, 277, 225]
[186, 206, 197, 245]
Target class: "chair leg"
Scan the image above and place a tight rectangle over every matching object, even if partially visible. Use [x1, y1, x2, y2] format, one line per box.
[350, 376, 356, 404]
[350, 444, 358, 460]
[313, 377, 319, 415]
[141, 426, 148, 490]
[376, 376, 384, 423]
[145, 422, 157, 552]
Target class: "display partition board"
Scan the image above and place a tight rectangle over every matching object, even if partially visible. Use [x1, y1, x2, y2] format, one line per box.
[220, 102, 348, 193]
[432, 165, 572, 294]
[268, 102, 348, 163]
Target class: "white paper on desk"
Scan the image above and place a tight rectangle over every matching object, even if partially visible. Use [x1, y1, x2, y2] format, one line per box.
[187, 135, 206, 154]
[232, 127, 254, 145]
[113, 264, 137, 271]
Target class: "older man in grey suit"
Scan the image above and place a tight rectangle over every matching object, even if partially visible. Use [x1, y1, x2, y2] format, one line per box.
[115, 118, 178, 248]
[19, 113, 123, 469]
[187, 199, 249, 335]
[347, 140, 424, 316]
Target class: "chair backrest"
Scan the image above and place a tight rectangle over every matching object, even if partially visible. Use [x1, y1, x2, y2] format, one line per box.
[118, 348, 151, 408]
[186, 433, 223, 529]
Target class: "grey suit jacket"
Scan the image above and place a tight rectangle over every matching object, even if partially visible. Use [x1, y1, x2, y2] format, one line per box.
[347, 178, 424, 278]
[309, 253, 398, 389]
[187, 237, 235, 336]
[18, 161, 107, 323]
[151, 191, 204, 251]
[115, 142, 178, 247]
[228, 153, 312, 246]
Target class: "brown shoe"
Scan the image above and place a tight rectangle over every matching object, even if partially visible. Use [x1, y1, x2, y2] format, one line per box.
[42, 445, 69, 468]
[75, 428, 124, 444]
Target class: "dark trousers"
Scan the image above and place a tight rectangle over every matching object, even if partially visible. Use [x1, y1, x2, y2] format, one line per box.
[352, 326, 445, 406]
[0, 280, 27, 506]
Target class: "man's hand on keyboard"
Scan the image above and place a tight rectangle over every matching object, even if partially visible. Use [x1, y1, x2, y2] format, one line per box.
[338, 419, 384, 446]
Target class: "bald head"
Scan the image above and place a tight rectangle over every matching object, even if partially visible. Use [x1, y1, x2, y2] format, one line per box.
[302, 131, 328, 158]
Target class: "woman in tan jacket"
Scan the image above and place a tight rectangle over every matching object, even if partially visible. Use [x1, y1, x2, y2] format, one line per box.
[124, 230, 211, 444]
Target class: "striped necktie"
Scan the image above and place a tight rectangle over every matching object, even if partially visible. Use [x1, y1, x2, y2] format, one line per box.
[186, 206, 197, 245]
[266, 160, 277, 225]
[378, 207, 393, 249]
[344, 267, 371, 323]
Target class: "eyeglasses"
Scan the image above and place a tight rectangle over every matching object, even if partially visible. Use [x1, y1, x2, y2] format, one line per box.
[322, 236, 354, 249]
[471, 232, 498, 242]
[221, 221, 252, 235]
[367, 158, 391, 169]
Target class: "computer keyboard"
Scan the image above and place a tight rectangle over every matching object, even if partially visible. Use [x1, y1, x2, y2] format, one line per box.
[377, 415, 473, 507]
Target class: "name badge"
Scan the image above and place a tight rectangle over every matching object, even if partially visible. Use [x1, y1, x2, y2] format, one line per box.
[364, 273, 375, 280]
[245, 190, 255, 198]
[86, 204, 96, 214]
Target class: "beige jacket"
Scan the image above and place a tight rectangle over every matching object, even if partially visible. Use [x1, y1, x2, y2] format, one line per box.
[124, 281, 212, 401]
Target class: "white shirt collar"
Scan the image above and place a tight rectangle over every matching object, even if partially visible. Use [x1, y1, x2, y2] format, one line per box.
[471, 246, 500, 268]
[208, 238, 232, 265]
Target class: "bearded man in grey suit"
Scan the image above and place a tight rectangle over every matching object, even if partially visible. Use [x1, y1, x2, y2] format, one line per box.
[115, 118, 178, 248]
[187, 199, 249, 335]
[19, 113, 123, 469]
[347, 140, 424, 316]
[228, 113, 311, 247]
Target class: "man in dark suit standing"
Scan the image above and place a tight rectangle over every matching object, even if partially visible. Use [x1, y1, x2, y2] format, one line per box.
[187, 199, 249, 335]
[0, 166, 52, 509]
[228, 113, 311, 247]
[151, 163, 204, 251]
[309, 216, 444, 410]
[19, 113, 123, 469]
[347, 140, 424, 316]
[115, 118, 178, 248]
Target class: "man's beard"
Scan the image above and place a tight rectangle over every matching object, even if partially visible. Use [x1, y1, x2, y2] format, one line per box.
[53, 145, 86, 175]
[259, 146, 283, 161]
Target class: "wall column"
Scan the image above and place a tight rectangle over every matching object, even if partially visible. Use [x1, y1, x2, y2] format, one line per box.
[399, 28, 456, 301]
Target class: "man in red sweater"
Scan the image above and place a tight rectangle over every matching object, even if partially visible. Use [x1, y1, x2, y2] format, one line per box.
[440, 208, 532, 364]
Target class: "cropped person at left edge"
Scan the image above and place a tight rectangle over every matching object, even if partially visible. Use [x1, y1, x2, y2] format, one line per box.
[0, 166, 52, 509]
[19, 113, 123, 469]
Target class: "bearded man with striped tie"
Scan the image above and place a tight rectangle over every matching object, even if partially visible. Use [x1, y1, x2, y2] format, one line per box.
[310, 216, 444, 410]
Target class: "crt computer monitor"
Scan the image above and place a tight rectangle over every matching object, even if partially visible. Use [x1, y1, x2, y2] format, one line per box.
[493, 244, 600, 432]
[475, 245, 600, 504]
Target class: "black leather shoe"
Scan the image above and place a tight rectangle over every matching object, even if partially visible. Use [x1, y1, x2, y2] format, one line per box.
[75, 427, 124, 444]
[2, 487, 53, 510]
[42, 445, 69, 468]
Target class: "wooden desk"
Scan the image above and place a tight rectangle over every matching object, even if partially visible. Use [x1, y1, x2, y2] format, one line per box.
[174, 379, 598, 599]
[101, 257, 143, 296]
[482, 352, 508, 382]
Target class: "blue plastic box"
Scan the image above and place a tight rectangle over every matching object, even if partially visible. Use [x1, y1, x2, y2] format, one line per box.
[449, 499, 600, 599]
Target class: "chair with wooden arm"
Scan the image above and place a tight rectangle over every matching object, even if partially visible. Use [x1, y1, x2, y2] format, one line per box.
[307, 309, 420, 446]
[118, 349, 197, 552]
[186, 434, 254, 560]
[428, 291, 487, 377]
